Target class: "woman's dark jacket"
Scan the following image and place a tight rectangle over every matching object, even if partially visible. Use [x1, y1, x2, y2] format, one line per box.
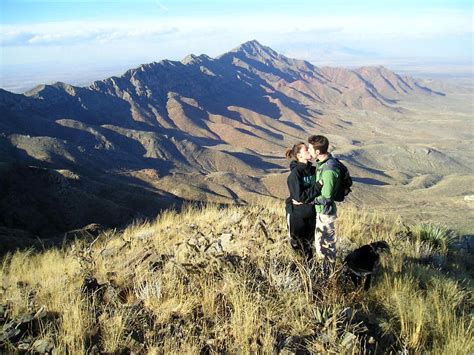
[285, 160, 322, 214]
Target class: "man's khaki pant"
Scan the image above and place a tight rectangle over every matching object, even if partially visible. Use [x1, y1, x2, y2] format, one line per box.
[315, 213, 337, 272]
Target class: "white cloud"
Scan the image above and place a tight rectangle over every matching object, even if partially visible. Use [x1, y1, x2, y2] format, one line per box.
[1, 10, 471, 48]
[0, 10, 471, 74]
[0, 22, 179, 46]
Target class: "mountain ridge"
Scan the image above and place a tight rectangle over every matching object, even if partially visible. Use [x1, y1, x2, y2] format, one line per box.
[21, 40, 440, 120]
[1, 40, 460, 239]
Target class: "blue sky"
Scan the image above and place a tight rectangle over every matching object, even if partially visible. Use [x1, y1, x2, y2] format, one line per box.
[1, 0, 472, 91]
[2, 0, 472, 23]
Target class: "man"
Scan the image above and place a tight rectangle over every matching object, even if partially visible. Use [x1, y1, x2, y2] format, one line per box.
[307, 135, 341, 275]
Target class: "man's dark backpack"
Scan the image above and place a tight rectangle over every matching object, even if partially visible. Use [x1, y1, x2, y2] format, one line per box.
[322, 158, 353, 202]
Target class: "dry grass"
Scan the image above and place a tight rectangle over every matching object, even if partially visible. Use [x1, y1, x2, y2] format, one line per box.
[1, 200, 472, 353]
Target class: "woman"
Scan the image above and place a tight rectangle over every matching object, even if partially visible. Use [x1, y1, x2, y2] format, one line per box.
[285, 142, 324, 261]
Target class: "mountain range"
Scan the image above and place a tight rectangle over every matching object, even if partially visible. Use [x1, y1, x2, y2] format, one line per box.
[2, 39, 469, 240]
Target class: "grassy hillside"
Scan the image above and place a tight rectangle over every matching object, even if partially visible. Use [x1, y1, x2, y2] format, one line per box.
[0, 201, 472, 353]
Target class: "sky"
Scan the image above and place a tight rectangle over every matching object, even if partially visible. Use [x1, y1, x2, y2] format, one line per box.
[1, 0, 473, 92]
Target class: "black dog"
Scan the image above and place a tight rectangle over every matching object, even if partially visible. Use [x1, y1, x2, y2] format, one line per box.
[344, 241, 390, 290]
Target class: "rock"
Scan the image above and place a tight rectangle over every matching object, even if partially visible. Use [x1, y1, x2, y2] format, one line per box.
[121, 248, 159, 270]
[187, 236, 199, 248]
[32, 339, 54, 353]
[88, 344, 100, 355]
[175, 243, 194, 264]
[34, 305, 47, 319]
[0, 311, 44, 337]
[0, 323, 21, 342]
[341, 331, 356, 349]
[199, 236, 211, 251]
[205, 338, 216, 346]
[17, 342, 31, 351]
[64, 223, 103, 240]
[187, 235, 209, 252]
[229, 212, 242, 225]
[317, 332, 331, 345]
[100, 247, 117, 258]
[128, 336, 145, 352]
[0, 304, 5, 319]
[220, 233, 233, 242]
[207, 242, 224, 256]
[219, 233, 233, 251]
[144, 253, 169, 271]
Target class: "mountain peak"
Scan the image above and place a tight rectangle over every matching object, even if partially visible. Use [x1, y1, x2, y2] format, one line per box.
[231, 40, 277, 57]
[217, 40, 284, 65]
[238, 39, 265, 50]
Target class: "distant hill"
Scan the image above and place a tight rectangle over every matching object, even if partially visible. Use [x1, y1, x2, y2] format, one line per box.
[1, 39, 464, 240]
[1, 40, 442, 168]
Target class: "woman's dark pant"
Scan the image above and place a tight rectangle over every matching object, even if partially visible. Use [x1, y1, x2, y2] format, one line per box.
[286, 204, 316, 261]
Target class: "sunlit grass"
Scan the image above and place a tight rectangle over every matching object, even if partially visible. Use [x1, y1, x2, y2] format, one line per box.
[0, 201, 472, 353]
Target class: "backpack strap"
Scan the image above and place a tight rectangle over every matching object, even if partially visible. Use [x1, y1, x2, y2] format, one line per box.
[320, 158, 340, 173]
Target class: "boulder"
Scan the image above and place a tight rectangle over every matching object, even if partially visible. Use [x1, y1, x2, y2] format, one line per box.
[219, 233, 234, 251]
[32, 339, 54, 353]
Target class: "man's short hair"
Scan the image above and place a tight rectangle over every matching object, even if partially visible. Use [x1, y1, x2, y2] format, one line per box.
[308, 135, 329, 154]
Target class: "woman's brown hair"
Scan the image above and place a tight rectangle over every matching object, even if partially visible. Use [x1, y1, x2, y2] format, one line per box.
[285, 142, 306, 159]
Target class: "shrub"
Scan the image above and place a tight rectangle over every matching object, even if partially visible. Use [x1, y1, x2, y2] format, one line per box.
[414, 223, 456, 251]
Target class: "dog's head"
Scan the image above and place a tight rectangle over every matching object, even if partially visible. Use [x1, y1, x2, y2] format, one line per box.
[370, 241, 390, 254]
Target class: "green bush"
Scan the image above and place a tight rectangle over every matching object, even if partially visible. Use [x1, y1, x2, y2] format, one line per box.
[414, 223, 456, 251]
